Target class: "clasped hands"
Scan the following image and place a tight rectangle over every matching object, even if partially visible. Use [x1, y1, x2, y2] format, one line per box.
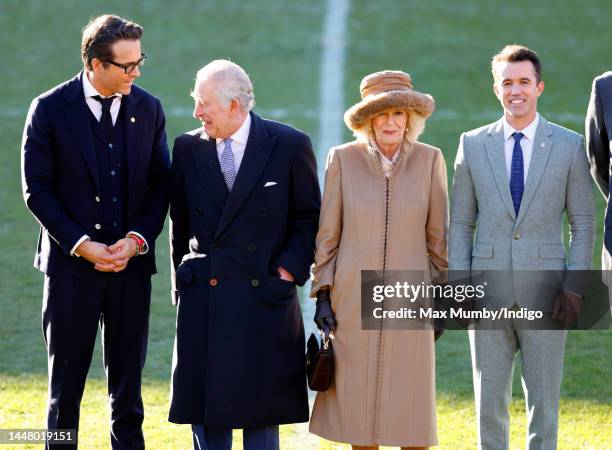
[76, 238, 138, 272]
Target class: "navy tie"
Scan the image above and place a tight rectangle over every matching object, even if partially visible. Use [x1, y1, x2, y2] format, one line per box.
[92, 95, 116, 134]
[509, 131, 524, 217]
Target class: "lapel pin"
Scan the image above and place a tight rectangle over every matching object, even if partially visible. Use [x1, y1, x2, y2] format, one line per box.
[130, 117, 136, 123]
[540, 143, 546, 148]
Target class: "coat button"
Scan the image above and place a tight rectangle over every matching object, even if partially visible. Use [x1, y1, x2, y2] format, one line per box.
[258, 208, 269, 216]
[94, 224, 101, 230]
[514, 233, 521, 240]
[247, 243, 256, 252]
[95, 196, 101, 203]
[196, 207, 203, 215]
[209, 278, 218, 287]
[250, 278, 260, 287]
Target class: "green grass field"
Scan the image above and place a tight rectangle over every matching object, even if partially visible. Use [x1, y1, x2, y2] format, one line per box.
[1, 0, 610, 448]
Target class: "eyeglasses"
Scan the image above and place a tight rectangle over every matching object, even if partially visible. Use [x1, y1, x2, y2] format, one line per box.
[104, 53, 147, 74]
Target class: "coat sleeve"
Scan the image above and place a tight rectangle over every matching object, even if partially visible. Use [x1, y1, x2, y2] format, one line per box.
[449, 133, 477, 272]
[426, 149, 449, 282]
[564, 136, 596, 282]
[127, 98, 171, 246]
[585, 76, 609, 198]
[169, 138, 191, 305]
[21, 97, 88, 254]
[273, 133, 321, 286]
[310, 147, 342, 297]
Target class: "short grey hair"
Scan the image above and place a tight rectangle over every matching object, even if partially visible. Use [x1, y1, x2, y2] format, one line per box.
[194, 59, 255, 111]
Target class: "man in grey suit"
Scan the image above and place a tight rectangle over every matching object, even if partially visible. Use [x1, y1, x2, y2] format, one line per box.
[450, 45, 595, 449]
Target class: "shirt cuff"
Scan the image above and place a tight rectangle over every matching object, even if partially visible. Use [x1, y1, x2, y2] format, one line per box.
[127, 231, 149, 255]
[71, 235, 90, 257]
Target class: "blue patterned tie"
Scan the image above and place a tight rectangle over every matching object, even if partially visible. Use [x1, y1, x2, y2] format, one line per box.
[509, 131, 524, 217]
[219, 138, 237, 190]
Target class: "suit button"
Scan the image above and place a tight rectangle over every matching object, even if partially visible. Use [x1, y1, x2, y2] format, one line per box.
[210, 243, 219, 251]
[95, 196, 101, 203]
[196, 207, 203, 215]
[247, 243, 256, 252]
[258, 208, 268, 216]
[94, 224, 101, 230]
[209, 278, 218, 287]
[251, 278, 260, 287]
[514, 233, 521, 240]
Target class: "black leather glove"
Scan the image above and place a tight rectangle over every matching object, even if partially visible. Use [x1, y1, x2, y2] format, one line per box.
[314, 289, 337, 336]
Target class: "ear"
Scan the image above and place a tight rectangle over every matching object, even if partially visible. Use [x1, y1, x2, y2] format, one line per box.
[536, 80, 545, 97]
[493, 81, 500, 99]
[229, 98, 241, 115]
[91, 58, 103, 73]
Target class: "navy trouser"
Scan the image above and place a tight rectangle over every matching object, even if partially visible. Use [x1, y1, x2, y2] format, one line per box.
[42, 266, 151, 449]
[191, 425, 279, 450]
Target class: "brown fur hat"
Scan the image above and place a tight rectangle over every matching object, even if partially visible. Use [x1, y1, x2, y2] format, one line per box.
[344, 71, 435, 134]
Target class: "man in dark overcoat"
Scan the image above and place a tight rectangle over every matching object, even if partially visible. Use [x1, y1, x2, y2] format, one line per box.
[168, 59, 320, 450]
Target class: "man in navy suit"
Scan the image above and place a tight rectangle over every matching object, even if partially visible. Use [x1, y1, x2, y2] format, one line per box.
[21, 15, 170, 449]
[168, 60, 320, 450]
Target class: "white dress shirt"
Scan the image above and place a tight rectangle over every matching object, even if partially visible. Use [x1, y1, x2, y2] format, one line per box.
[215, 113, 251, 172]
[82, 72, 122, 125]
[503, 114, 539, 184]
[71, 73, 148, 257]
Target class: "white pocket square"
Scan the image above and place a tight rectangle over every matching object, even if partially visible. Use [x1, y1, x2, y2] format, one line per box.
[264, 181, 278, 187]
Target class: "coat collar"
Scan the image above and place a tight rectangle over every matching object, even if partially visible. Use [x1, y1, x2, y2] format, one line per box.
[191, 112, 276, 239]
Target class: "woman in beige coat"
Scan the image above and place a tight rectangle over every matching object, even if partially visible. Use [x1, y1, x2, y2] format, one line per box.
[309, 71, 448, 450]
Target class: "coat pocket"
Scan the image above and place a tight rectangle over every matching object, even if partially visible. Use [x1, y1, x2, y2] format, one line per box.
[472, 242, 493, 258]
[539, 244, 565, 259]
[261, 276, 296, 305]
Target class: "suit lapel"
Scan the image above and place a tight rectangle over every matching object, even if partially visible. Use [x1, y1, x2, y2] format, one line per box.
[122, 90, 141, 196]
[192, 132, 229, 212]
[214, 113, 275, 240]
[516, 117, 553, 226]
[485, 119, 517, 220]
[61, 72, 100, 193]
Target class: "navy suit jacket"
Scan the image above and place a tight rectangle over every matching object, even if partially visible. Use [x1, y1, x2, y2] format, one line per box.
[21, 72, 170, 275]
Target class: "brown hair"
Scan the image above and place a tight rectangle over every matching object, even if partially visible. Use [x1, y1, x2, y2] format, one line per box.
[491, 44, 542, 82]
[81, 15, 143, 70]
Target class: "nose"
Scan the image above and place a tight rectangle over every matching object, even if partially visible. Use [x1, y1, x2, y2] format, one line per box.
[131, 65, 141, 78]
[193, 103, 202, 120]
[509, 83, 521, 95]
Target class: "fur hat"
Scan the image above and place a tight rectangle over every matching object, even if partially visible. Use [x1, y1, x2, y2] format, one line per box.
[344, 70, 435, 134]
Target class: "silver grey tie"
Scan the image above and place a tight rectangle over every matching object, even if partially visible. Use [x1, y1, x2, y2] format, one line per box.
[219, 138, 237, 190]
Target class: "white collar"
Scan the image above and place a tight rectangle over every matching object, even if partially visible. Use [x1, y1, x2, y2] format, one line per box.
[503, 113, 539, 141]
[82, 71, 123, 100]
[216, 113, 251, 146]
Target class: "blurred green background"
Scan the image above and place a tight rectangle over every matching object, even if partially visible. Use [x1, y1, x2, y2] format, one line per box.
[0, 0, 610, 448]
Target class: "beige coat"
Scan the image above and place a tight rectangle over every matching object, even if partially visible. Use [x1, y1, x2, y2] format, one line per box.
[309, 139, 448, 447]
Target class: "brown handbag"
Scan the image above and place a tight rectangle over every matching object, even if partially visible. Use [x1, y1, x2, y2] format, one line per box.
[305, 331, 334, 391]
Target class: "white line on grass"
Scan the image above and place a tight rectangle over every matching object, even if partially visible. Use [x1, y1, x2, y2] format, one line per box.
[317, 0, 350, 163]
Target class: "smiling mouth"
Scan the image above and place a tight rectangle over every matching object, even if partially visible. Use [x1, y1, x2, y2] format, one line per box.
[509, 99, 526, 104]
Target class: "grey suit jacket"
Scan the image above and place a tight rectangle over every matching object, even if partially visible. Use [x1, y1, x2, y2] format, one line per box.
[449, 116, 595, 311]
